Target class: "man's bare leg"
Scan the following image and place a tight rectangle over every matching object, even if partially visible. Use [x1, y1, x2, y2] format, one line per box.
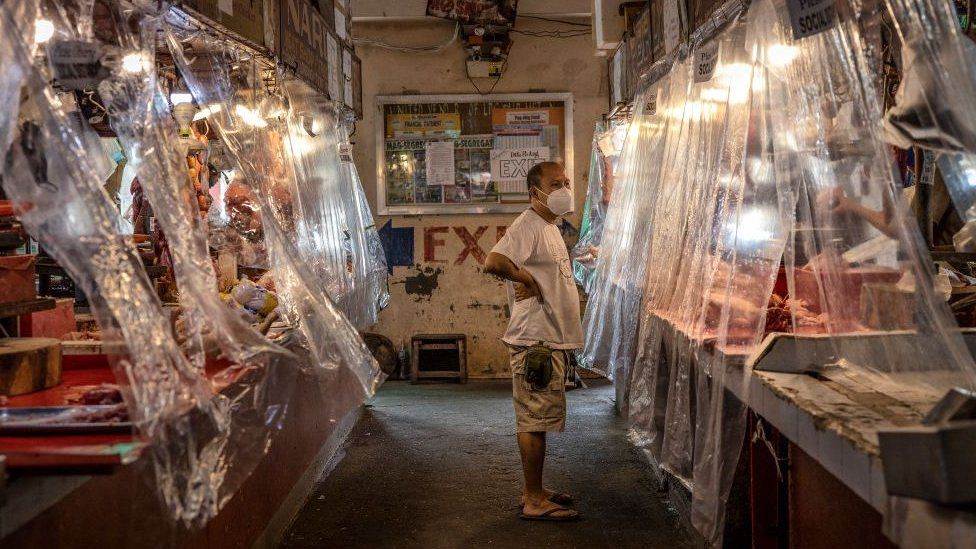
[517, 432, 577, 518]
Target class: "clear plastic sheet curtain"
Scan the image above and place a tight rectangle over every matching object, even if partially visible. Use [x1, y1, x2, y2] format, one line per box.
[334, 114, 390, 327]
[582, 0, 976, 544]
[571, 122, 617, 292]
[0, 0, 253, 526]
[881, 0, 976, 248]
[162, 27, 382, 395]
[578, 80, 670, 412]
[278, 80, 387, 328]
[279, 80, 357, 315]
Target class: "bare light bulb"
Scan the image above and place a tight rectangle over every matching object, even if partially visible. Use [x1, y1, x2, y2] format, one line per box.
[121, 52, 150, 73]
[34, 19, 54, 44]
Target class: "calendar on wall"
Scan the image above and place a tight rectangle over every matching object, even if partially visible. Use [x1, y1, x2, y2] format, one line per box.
[376, 93, 574, 215]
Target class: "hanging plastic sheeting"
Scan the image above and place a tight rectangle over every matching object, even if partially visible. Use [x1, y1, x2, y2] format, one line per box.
[747, 0, 976, 544]
[163, 27, 382, 396]
[882, 0, 976, 155]
[572, 122, 620, 292]
[80, 0, 304, 523]
[0, 0, 263, 527]
[278, 81, 387, 329]
[685, 9, 788, 544]
[880, 0, 976, 251]
[578, 79, 670, 415]
[335, 117, 391, 327]
[279, 80, 359, 318]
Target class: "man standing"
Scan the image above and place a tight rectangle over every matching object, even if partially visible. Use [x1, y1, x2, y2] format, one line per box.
[484, 161, 583, 522]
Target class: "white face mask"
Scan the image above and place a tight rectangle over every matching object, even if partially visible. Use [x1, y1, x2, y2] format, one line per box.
[535, 186, 573, 216]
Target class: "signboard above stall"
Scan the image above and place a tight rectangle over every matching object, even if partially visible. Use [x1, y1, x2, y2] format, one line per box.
[278, 0, 334, 98]
[177, 0, 266, 49]
[377, 93, 574, 215]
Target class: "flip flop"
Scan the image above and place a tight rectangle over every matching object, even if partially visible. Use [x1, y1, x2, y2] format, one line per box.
[519, 493, 575, 509]
[518, 507, 581, 522]
[548, 492, 574, 506]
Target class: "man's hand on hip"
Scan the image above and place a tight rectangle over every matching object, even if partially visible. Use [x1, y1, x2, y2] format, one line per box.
[514, 272, 544, 303]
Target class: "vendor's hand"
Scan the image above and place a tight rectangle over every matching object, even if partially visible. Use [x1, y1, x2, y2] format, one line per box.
[818, 187, 854, 215]
[514, 274, 543, 303]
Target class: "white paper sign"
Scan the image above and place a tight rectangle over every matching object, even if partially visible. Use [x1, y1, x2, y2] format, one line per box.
[218, 0, 233, 15]
[506, 111, 549, 126]
[490, 147, 551, 185]
[694, 43, 719, 83]
[663, 0, 681, 55]
[338, 143, 354, 164]
[327, 34, 341, 102]
[425, 141, 456, 186]
[787, 0, 838, 40]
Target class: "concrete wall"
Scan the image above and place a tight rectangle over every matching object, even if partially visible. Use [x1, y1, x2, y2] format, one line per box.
[352, 18, 608, 378]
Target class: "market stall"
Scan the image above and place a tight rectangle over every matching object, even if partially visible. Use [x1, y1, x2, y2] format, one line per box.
[583, 0, 976, 545]
[0, 0, 385, 545]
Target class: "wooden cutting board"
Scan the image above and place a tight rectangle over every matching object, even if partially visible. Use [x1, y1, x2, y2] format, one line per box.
[0, 338, 63, 396]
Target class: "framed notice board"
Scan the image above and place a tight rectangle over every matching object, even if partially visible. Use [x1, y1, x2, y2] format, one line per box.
[376, 93, 574, 215]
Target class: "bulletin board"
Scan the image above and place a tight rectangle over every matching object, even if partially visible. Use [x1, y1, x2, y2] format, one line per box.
[376, 93, 574, 215]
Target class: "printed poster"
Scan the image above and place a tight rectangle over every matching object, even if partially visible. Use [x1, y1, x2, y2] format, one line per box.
[425, 141, 456, 186]
[386, 112, 462, 139]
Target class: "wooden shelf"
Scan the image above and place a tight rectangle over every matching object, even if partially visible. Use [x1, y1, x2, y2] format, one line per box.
[0, 298, 55, 319]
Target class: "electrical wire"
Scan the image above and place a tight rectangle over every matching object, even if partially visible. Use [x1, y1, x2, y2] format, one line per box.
[510, 28, 592, 38]
[354, 22, 460, 53]
[517, 14, 591, 27]
[466, 59, 507, 95]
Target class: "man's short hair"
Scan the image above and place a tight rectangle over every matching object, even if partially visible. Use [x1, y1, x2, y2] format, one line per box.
[526, 161, 562, 191]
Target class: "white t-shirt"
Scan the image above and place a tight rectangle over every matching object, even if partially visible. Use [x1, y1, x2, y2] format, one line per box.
[491, 209, 584, 350]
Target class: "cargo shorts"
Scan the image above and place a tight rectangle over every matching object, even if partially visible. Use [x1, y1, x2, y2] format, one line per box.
[509, 345, 568, 433]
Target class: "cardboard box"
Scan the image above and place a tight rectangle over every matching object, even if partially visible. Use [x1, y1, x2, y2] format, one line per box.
[0, 254, 36, 304]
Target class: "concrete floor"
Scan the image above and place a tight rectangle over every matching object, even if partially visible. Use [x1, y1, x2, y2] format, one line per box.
[279, 380, 695, 549]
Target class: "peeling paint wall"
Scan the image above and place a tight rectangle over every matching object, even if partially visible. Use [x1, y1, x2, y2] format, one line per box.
[353, 18, 607, 378]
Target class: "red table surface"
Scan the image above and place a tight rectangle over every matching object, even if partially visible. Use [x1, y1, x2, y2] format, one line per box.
[0, 354, 241, 471]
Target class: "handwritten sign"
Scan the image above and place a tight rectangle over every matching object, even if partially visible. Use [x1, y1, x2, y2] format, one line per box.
[787, 0, 838, 40]
[490, 147, 550, 185]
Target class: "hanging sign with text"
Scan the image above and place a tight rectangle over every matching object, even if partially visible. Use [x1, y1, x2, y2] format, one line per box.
[279, 0, 333, 98]
[694, 43, 720, 83]
[787, 0, 838, 40]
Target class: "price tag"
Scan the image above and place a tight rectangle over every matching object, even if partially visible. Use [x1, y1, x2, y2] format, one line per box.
[787, 0, 838, 40]
[48, 40, 108, 90]
[338, 143, 354, 164]
[694, 43, 719, 83]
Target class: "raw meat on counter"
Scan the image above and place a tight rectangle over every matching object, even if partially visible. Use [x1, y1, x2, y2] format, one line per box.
[764, 294, 827, 336]
[67, 383, 123, 405]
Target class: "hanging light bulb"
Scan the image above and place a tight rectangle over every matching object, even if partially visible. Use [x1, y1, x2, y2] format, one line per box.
[121, 52, 150, 73]
[34, 19, 54, 44]
[767, 44, 798, 67]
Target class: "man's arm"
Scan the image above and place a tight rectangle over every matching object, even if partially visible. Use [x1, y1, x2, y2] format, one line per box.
[485, 252, 543, 302]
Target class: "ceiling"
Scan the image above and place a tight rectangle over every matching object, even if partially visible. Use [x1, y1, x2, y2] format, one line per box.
[350, 0, 629, 53]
